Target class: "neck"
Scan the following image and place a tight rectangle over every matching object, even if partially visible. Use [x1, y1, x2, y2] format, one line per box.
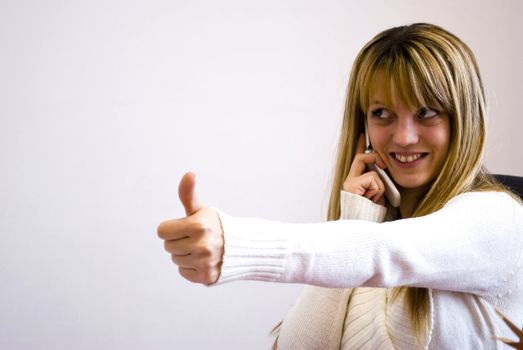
[398, 185, 430, 218]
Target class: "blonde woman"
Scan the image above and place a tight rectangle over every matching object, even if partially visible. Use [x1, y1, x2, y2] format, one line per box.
[157, 23, 523, 349]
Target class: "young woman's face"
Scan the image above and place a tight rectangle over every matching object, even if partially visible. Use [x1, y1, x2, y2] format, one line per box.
[366, 90, 451, 190]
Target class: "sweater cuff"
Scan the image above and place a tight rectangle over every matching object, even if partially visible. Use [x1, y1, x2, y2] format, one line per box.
[340, 191, 387, 222]
[210, 207, 290, 285]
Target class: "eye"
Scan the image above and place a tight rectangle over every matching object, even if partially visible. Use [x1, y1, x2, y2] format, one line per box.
[417, 107, 439, 119]
[370, 108, 391, 119]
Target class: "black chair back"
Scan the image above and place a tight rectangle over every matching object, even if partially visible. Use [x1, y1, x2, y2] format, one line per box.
[493, 174, 523, 199]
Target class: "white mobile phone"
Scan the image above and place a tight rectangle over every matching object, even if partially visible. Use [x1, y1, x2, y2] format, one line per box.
[364, 119, 401, 207]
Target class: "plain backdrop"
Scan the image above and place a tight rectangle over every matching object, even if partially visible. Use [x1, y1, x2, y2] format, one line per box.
[1, 1, 522, 349]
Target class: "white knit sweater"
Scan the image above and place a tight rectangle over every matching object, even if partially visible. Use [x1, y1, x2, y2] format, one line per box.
[212, 191, 523, 349]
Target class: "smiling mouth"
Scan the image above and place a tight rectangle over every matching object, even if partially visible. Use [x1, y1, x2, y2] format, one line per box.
[391, 152, 428, 164]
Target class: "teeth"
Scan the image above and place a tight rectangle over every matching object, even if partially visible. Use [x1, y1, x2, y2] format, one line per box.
[395, 153, 423, 163]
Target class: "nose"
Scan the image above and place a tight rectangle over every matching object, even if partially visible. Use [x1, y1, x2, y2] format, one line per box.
[392, 116, 419, 147]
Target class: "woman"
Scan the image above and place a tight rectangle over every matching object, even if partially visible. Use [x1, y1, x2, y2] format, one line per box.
[157, 23, 523, 349]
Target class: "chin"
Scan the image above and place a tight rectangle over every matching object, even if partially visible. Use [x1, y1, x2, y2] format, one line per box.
[391, 174, 432, 190]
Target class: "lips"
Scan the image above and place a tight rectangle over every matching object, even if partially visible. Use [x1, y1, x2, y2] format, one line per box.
[391, 152, 428, 164]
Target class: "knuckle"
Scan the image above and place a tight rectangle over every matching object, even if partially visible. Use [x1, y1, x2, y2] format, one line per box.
[201, 247, 212, 258]
[194, 258, 206, 271]
[193, 221, 209, 235]
[201, 269, 217, 284]
[197, 256, 216, 273]
[196, 240, 212, 258]
[354, 153, 366, 163]
[370, 172, 382, 184]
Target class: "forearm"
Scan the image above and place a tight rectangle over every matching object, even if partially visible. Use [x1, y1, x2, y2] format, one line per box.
[214, 192, 523, 296]
[214, 191, 385, 285]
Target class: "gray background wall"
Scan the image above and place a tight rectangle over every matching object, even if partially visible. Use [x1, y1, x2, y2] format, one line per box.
[1, 1, 521, 349]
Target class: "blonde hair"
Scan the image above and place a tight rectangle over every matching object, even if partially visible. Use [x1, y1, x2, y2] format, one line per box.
[326, 23, 514, 336]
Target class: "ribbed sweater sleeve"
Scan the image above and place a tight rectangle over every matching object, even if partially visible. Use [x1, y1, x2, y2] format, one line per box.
[213, 191, 523, 297]
[339, 190, 387, 222]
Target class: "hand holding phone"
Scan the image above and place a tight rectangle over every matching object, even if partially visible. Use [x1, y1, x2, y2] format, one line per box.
[364, 119, 401, 207]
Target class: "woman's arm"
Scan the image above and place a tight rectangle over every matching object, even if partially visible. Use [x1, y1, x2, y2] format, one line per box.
[214, 191, 523, 297]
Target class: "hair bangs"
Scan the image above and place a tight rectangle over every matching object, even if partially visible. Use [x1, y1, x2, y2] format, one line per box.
[358, 44, 453, 116]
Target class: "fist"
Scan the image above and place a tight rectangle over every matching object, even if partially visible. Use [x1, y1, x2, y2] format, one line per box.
[343, 134, 387, 205]
[157, 172, 224, 285]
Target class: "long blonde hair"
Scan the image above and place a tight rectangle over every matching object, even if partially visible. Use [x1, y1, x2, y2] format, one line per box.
[326, 22, 513, 336]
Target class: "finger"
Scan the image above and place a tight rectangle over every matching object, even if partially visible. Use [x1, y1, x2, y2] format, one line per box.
[164, 237, 193, 255]
[370, 187, 385, 204]
[178, 265, 219, 285]
[348, 153, 384, 178]
[344, 171, 380, 196]
[373, 194, 386, 206]
[178, 172, 205, 217]
[357, 172, 384, 202]
[157, 218, 195, 240]
[362, 177, 380, 199]
[368, 171, 385, 202]
[171, 252, 219, 271]
[355, 133, 387, 168]
[178, 267, 199, 283]
[171, 253, 194, 268]
[373, 153, 387, 170]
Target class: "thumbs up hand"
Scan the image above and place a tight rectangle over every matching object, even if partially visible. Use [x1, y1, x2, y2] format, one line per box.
[157, 172, 224, 285]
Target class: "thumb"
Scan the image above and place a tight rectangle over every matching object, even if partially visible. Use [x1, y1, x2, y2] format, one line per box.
[178, 171, 205, 216]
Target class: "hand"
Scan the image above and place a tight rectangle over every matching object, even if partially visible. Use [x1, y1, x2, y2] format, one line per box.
[157, 172, 224, 285]
[342, 134, 387, 205]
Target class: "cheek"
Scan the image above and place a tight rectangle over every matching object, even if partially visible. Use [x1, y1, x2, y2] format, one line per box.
[368, 128, 389, 151]
[428, 124, 451, 158]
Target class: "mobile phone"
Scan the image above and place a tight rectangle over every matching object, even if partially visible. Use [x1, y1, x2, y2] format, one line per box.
[364, 119, 401, 207]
